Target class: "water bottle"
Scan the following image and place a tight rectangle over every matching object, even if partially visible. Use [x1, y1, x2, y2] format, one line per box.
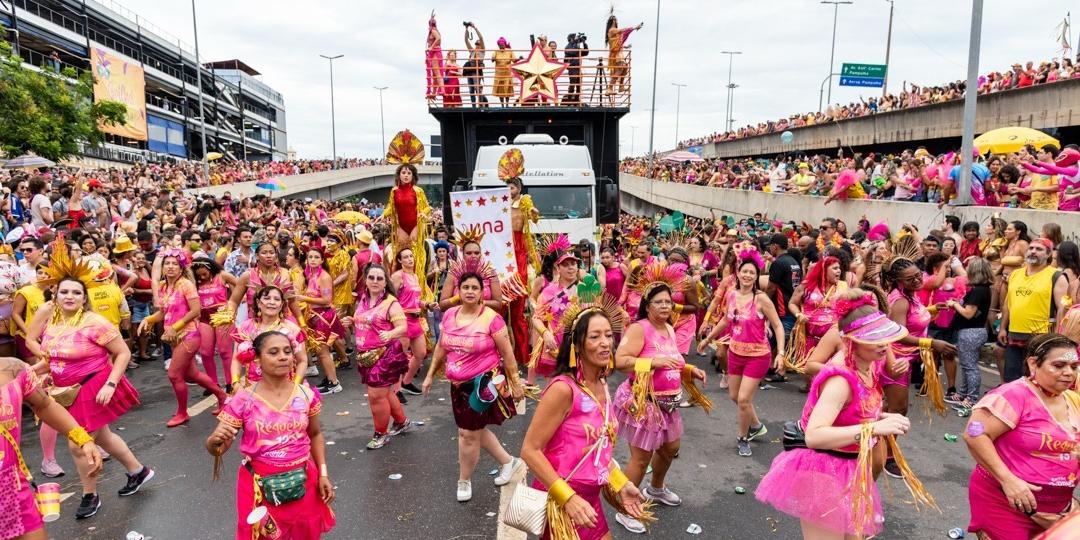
[948, 527, 965, 539]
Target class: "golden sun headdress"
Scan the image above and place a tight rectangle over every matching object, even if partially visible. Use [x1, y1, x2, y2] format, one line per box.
[629, 260, 688, 298]
[386, 129, 426, 165]
[453, 224, 486, 250]
[498, 148, 525, 182]
[38, 236, 105, 291]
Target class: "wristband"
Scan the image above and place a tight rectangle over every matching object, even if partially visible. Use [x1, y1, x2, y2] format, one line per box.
[548, 478, 577, 507]
[918, 337, 933, 350]
[105, 381, 117, 388]
[634, 358, 652, 372]
[681, 364, 695, 377]
[927, 305, 939, 317]
[170, 321, 186, 332]
[673, 303, 684, 315]
[67, 426, 93, 448]
[607, 466, 630, 494]
[319, 463, 329, 477]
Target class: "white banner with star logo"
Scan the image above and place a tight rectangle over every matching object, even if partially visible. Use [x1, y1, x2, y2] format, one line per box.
[449, 187, 518, 279]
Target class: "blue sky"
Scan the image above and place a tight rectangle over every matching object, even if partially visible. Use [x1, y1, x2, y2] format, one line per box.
[119, 0, 1075, 159]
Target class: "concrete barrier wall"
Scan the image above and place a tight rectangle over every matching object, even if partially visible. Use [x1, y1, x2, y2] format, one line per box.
[695, 78, 1080, 158]
[183, 165, 442, 200]
[620, 173, 1080, 241]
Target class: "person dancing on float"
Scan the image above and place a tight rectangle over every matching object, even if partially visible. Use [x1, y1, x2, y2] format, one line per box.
[384, 130, 434, 302]
[498, 148, 540, 378]
[605, 12, 643, 101]
[613, 261, 709, 534]
[425, 12, 445, 103]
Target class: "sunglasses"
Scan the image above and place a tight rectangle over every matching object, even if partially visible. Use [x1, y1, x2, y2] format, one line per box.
[19, 247, 35, 253]
[367, 275, 386, 281]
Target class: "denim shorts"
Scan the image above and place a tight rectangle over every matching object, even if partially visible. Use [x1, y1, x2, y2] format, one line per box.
[129, 299, 151, 324]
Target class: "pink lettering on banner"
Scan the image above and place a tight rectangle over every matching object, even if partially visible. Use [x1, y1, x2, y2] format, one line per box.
[480, 220, 504, 234]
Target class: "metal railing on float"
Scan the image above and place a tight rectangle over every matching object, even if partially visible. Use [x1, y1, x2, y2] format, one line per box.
[427, 48, 631, 109]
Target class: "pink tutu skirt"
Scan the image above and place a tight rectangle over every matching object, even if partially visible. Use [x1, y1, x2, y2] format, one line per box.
[612, 380, 683, 452]
[0, 466, 43, 540]
[236, 459, 335, 540]
[65, 369, 139, 432]
[755, 448, 883, 537]
[358, 341, 408, 388]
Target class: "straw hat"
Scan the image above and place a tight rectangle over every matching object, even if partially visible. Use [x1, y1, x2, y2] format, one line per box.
[112, 235, 137, 254]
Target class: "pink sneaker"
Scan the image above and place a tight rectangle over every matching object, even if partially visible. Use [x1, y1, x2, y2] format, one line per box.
[40, 458, 65, 478]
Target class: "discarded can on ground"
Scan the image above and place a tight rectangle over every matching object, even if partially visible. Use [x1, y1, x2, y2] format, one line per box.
[956, 408, 971, 418]
[686, 524, 702, 534]
[944, 434, 959, 443]
[948, 527, 965, 538]
[734, 486, 746, 494]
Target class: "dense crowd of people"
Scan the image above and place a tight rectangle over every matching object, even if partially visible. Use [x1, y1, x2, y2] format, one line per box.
[623, 141, 1080, 210]
[676, 53, 1080, 149]
[3, 129, 1080, 539]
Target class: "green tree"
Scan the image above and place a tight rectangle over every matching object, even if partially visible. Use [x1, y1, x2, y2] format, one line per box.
[0, 41, 127, 161]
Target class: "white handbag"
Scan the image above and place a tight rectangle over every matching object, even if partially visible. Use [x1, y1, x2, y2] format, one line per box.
[502, 383, 611, 536]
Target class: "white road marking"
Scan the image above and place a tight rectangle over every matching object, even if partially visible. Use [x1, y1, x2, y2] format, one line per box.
[188, 395, 218, 416]
[495, 463, 529, 540]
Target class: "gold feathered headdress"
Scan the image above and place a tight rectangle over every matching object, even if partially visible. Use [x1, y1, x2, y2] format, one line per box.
[386, 129, 426, 165]
[454, 224, 486, 249]
[629, 261, 689, 297]
[498, 148, 525, 182]
[38, 236, 104, 291]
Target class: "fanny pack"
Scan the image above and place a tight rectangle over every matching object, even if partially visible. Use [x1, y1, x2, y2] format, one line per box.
[49, 373, 97, 408]
[245, 461, 307, 506]
[652, 393, 682, 414]
[357, 347, 387, 369]
[1029, 496, 1080, 530]
[782, 420, 807, 451]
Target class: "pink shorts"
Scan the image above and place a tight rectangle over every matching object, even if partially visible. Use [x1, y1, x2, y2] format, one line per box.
[728, 351, 771, 379]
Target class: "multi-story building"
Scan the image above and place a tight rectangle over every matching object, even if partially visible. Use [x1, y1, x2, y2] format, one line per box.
[1, 0, 287, 163]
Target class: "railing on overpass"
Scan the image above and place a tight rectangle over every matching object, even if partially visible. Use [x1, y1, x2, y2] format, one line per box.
[185, 165, 443, 201]
[428, 48, 630, 109]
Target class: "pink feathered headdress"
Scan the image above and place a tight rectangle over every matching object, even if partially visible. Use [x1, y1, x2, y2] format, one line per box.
[735, 244, 765, 271]
[159, 248, 190, 270]
[867, 220, 891, 242]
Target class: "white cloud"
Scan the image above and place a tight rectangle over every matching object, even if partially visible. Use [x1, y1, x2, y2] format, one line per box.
[118, 0, 1074, 158]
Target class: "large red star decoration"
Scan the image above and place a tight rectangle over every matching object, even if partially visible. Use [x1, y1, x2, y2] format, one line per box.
[477, 197, 486, 207]
[511, 43, 566, 103]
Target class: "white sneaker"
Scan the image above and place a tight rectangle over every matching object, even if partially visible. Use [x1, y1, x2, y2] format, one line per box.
[304, 365, 319, 377]
[493, 457, 523, 486]
[456, 480, 472, 502]
[616, 512, 646, 534]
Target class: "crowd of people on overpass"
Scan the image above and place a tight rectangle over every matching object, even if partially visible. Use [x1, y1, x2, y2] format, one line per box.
[622, 141, 1080, 210]
[4, 127, 1080, 539]
[676, 52, 1080, 149]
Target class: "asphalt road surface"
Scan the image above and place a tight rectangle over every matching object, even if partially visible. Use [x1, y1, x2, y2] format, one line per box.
[23, 350, 988, 540]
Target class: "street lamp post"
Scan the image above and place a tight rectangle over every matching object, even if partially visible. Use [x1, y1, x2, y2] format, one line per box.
[374, 86, 389, 155]
[320, 54, 343, 169]
[191, 0, 209, 182]
[647, 0, 661, 170]
[630, 125, 637, 155]
[721, 51, 742, 133]
[882, 0, 894, 96]
[821, 1, 853, 108]
[671, 83, 686, 147]
[955, 0, 983, 206]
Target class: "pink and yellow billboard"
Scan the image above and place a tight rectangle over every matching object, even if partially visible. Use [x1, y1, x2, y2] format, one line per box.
[91, 46, 147, 141]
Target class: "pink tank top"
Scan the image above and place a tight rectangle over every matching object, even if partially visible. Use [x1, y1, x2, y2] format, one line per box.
[536, 375, 614, 486]
[304, 267, 333, 310]
[636, 320, 684, 394]
[0, 363, 41, 472]
[353, 294, 398, 351]
[440, 306, 506, 382]
[804, 286, 840, 338]
[604, 265, 625, 299]
[159, 278, 199, 335]
[398, 272, 421, 313]
[888, 288, 931, 362]
[198, 275, 229, 309]
[218, 382, 322, 469]
[727, 290, 770, 357]
[800, 359, 884, 453]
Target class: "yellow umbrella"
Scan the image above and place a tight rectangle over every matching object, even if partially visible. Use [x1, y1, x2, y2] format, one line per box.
[974, 127, 1059, 155]
[206, 152, 224, 161]
[332, 211, 370, 224]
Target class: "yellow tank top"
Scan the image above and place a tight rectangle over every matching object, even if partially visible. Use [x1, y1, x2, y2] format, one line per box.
[1006, 265, 1058, 335]
[89, 283, 125, 326]
[10, 285, 45, 337]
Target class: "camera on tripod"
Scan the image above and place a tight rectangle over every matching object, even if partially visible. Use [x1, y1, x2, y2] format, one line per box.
[567, 32, 587, 45]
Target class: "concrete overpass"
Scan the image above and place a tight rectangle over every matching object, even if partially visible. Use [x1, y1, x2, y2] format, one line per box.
[690, 78, 1080, 159]
[184, 165, 1080, 241]
[620, 173, 1080, 242]
[185, 165, 443, 202]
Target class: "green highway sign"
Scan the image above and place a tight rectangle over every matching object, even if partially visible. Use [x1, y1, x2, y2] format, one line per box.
[841, 63, 887, 78]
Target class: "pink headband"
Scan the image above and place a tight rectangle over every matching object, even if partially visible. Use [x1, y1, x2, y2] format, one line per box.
[1032, 237, 1054, 251]
[835, 291, 876, 319]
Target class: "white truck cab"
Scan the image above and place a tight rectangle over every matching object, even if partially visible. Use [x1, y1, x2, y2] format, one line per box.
[470, 134, 600, 245]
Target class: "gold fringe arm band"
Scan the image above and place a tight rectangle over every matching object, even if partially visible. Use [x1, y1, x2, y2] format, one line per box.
[918, 338, 946, 416]
[209, 306, 236, 327]
[66, 426, 93, 448]
[607, 466, 629, 494]
[548, 478, 576, 506]
[627, 360, 655, 421]
[782, 317, 809, 374]
[680, 365, 713, 414]
[886, 434, 941, 513]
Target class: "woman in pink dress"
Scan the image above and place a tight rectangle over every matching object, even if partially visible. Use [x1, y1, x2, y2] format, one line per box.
[964, 333, 1080, 540]
[425, 12, 445, 102]
[27, 260, 153, 519]
[522, 308, 647, 540]
[0, 357, 102, 538]
[207, 331, 336, 540]
[298, 248, 345, 396]
[601, 247, 626, 300]
[230, 285, 307, 387]
[531, 249, 580, 380]
[662, 249, 700, 355]
[442, 51, 463, 107]
[756, 288, 914, 539]
[140, 249, 227, 427]
[192, 257, 236, 390]
[421, 271, 524, 502]
[699, 247, 784, 458]
[880, 253, 957, 477]
[391, 247, 430, 396]
[345, 264, 414, 450]
[614, 275, 707, 534]
[788, 256, 845, 367]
